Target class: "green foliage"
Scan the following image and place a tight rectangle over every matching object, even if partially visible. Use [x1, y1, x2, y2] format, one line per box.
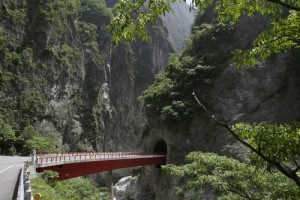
[139, 55, 212, 124]
[183, 23, 235, 64]
[233, 11, 300, 65]
[21, 126, 57, 155]
[232, 122, 300, 172]
[1, 0, 27, 26]
[7, 8, 27, 25]
[111, 0, 300, 64]
[0, 0, 111, 155]
[4, 51, 22, 68]
[107, 0, 176, 43]
[192, 1, 300, 64]
[164, 151, 300, 200]
[23, 135, 56, 155]
[21, 125, 39, 140]
[43, 44, 83, 76]
[7, 145, 17, 156]
[59, 44, 83, 72]
[41, 170, 59, 180]
[77, 21, 98, 44]
[31, 178, 111, 200]
[77, 0, 112, 49]
[139, 21, 234, 125]
[191, 0, 281, 22]
[0, 118, 18, 155]
[31, 178, 61, 200]
[79, 0, 112, 23]
[36, 0, 80, 22]
[19, 91, 48, 124]
[0, 118, 16, 142]
[54, 179, 108, 200]
[0, 35, 8, 53]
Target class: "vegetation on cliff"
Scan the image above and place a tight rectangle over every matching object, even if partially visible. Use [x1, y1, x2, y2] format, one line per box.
[140, 12, 300, 193]
[124, 0, 300, 198]
[164, 121, 300, 199]
[110, 0, 300, 65]
[164, 151, 300, 199]
[31, 177, 111, 200]
[0, 118, 57, 155]
[139, 21, 235, 124]
[0, 0, 112, 154]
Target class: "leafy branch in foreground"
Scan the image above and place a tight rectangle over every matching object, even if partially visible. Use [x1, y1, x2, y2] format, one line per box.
[107, 0, 176, 43]
[110, 0, 300, 64]
[188, 0, 300, 65]
[163, 151, 300, 199]
[163, 93, 300, 199]
[192, 92, 300, 188]
[232, 11, 300, 65]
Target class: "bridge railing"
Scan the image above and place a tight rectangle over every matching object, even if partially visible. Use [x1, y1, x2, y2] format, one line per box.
[35, 152, 166, 165]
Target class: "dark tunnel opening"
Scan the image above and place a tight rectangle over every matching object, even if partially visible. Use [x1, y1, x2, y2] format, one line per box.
[153, 140, 167, 154]
[153, 140, 167, 168]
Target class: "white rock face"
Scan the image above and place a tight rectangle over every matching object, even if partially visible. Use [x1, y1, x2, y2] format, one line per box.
[114, 176, 138, 200]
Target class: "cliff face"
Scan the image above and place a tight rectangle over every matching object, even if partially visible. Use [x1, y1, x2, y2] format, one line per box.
[0, 0, 173, 154]
[132, 11, 300, 200]
[3, 1, 299, 199]
[104, 28, 173, 152]
[160, 1, 195, 52]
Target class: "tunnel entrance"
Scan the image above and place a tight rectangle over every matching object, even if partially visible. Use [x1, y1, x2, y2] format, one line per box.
[153, 140, 167, 154]
[153, 140, 167, 168]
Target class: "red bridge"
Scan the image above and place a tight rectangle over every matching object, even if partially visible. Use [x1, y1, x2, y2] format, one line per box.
[35, 152, 166, 180]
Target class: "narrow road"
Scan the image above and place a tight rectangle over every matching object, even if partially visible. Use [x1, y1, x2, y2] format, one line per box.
[0, 156, 29, 200]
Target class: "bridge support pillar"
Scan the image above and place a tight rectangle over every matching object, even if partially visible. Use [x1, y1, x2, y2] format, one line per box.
[106, 170, 114, 200]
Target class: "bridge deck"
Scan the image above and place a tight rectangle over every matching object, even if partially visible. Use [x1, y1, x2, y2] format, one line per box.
[35, 152, 166, 180]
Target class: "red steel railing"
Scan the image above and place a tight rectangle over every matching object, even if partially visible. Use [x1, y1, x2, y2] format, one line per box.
[35, 152, 166, 166]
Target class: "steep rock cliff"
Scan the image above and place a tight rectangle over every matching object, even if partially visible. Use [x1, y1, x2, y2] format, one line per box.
[104, 27, 172, 152]
[160, 1, 195, 52]
[133, 10, 300, 200]
[0, 0, 173, 155]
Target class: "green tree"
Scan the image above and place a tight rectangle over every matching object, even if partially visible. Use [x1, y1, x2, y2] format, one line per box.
[0, 118, 16, 142]
[111, 0, 300, 197]
[21, 126, 57, 155]
[163, 151, 300, 199]
[79, 0, 112, 23]
[139, 22, 234, 125]
[107, 0, 176, 43]
[23, 135, 56, 155]
[108, 0, 300, 64]
[0, 118, 17, 155]
[54, 179, 109, 200]
[31, 177, 111, 200]
[22, 125, 39, 140]
[231, 122, 300, 187]
[192, 94, 300, 189]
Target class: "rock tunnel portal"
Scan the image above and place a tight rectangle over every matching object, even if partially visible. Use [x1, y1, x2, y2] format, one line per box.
[153, 140, 167, 154]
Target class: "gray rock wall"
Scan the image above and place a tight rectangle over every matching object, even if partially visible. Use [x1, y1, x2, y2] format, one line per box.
[133, 13, 300, 200]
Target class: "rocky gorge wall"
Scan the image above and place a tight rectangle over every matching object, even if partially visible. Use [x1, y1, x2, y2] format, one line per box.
[0, 0, 173, 155]
[125, 12, 300, 200]
[131, 53, 300, 200]
[2, 0, 299, 199]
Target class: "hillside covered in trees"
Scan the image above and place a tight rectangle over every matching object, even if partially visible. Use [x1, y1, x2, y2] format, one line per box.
[1, 0, 300, 199]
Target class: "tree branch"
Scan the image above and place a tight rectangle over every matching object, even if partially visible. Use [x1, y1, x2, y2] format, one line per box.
[192, 92, 300, 188]
[292, 160, 300, 173]
[265, 0, 300, 11]
[130, 0, 147, 17]
[227, 189, 253, 200]
[226, 183, 253, 200]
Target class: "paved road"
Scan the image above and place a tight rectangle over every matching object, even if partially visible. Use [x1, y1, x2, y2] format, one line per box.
[0, 156, 29, 200]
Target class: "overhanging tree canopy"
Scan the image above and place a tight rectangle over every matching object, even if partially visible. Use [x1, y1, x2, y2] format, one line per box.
[108, 0, 300, 65]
